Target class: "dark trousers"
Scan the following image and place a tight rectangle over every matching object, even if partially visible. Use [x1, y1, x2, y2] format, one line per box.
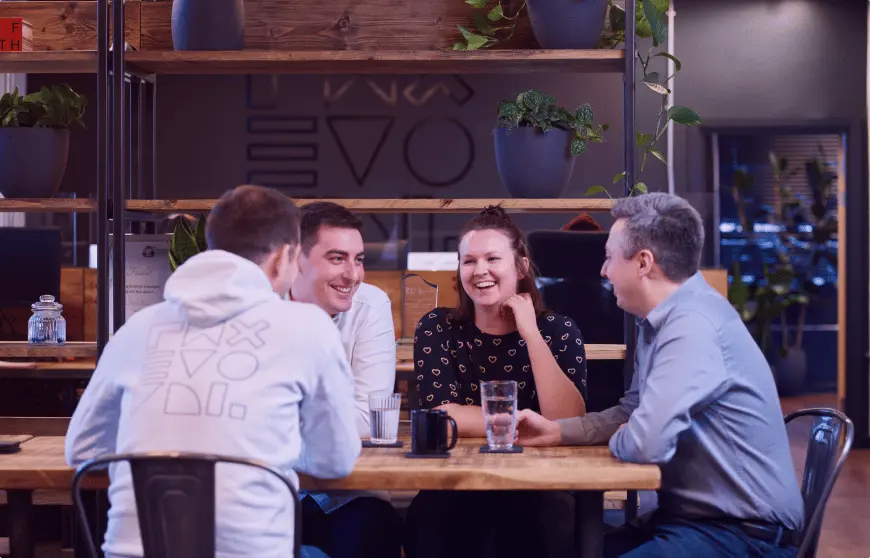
[301, 495, 403, 558]
[404, 490, 575, 558]
[604, 511, 799, 558]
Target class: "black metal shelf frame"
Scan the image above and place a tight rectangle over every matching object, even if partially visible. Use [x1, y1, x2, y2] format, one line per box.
[97, 0, 640, 454]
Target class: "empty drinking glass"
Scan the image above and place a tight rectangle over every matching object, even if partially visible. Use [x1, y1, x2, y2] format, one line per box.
[480, 380, 518, 450]
[368, 392, 401, 444]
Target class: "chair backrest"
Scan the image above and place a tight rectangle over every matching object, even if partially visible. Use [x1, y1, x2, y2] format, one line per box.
[71, 452, 302, 558]
[784, 408, 854, 558]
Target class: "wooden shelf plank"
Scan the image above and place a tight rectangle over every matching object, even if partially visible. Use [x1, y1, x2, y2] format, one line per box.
[0, 51, 97, 74]
[127, 198, 615, 213]
[0, 198, 615, 214]
[125, 49, 624, 75]
[0, 342, 97, 359]
[397, 343, 625, 364]
[0, 198, 97, 213]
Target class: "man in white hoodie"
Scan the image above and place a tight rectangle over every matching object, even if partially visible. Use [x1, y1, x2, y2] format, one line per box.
[65, 185, 361, 558]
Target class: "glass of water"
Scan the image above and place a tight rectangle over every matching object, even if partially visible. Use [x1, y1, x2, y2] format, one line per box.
[480, 380, 518, 450]
[368, 392, 401, 444]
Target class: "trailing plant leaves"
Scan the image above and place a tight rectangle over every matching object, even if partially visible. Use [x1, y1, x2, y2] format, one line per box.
[487, 3, 505, 21]
[466, 0, 488, 8]
[575, 104, 593, 126]
[458, 25, 489, 50]
[654, 52, 681, 72]
[472, 12, 497, 35]
[613, 171, 626, 184]
[667, 105, 702, 126]
[643, 0, 667, 47]
[585, 185, 608, 196]
[635, 131, 653, 147]
[643, 82, 669, 95]
[633, 182, 649, 194]
[648, 148, 667, 165]
[571, 138, 587, 156]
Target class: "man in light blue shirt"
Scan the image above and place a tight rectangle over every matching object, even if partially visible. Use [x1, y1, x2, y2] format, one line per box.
[517, 193, 804, 557]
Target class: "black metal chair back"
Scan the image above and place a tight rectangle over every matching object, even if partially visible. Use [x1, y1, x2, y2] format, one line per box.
[71, 452, 302, 558]
[785, 408, 854, 558]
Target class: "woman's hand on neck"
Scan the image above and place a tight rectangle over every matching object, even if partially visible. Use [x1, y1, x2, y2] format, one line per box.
[474, 303, 515, 335]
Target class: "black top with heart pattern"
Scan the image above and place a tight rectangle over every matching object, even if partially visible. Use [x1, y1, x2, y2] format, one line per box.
[412, 306, 587, 413]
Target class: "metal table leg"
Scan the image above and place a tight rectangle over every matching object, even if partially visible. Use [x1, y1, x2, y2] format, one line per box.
[7, 489, 34, 558]
[575, 491, 605, 558]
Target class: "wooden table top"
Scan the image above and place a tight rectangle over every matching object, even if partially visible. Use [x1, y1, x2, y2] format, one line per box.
[0, 436, 659, 492]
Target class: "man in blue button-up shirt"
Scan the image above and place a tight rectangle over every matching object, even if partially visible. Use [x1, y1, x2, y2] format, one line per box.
[517, 193, 804, 557]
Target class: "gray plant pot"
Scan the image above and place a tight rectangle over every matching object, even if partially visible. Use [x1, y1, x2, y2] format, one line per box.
[0, 127, 70, 198]
[527, 0, 609, 49]
[494, 126, 575, 199]
[172, 0, 245, 51]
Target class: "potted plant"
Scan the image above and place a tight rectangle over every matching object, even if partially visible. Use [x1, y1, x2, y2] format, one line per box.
[454, 0, 607, 50]
[494, 89, 607, 198]
[169, 215, 207, 271]
[725, 149, 839, 395]
[0, 85, 86, 198]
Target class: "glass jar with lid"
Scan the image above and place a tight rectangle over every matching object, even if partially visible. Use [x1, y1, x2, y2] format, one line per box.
[28, 295, 66, 345]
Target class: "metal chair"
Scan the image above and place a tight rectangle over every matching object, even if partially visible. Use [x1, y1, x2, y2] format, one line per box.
[785, 408, 854, 558]
[71, 452, 302, 558]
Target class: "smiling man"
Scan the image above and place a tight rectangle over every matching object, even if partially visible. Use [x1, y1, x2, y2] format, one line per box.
[289, 201, 402, 558]
[516, 193, 804, 557]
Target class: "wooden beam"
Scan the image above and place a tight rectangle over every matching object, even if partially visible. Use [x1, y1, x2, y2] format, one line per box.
[125, 49, 624, 75]
[139, 0, 537, 51]
[0, 2, 140, 51]
[126, 198, 616, 213]
[0, 342, 97, 359]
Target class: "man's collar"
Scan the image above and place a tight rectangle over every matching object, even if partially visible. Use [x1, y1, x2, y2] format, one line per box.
[643, 272, 705, 331]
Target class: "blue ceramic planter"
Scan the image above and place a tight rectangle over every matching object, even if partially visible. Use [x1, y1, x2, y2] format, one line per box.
[172, 0, 245, 51]
[494, 126, 575, 199]
[527, 0, 608, 50]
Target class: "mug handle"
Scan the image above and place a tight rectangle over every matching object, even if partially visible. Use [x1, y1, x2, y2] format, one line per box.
[446, 416, 459, 450]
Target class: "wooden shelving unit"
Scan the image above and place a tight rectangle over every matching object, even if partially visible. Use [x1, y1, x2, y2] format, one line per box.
[0, 1, 638, 424]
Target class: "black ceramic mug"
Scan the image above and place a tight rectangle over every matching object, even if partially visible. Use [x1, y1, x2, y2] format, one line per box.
[410, 409, 458, 455]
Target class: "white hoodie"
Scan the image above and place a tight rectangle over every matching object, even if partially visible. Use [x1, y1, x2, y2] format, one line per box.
[65, 250, 361, 558]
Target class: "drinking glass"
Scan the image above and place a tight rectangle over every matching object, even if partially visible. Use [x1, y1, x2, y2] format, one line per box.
[480, 380, 518, 450]
[368, 392, 401, 444]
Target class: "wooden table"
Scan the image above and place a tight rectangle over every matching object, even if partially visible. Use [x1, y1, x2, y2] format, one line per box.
[0, 436, 660, 558]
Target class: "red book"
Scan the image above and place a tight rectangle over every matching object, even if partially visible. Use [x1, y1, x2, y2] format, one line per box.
[0, 18, 33, 52]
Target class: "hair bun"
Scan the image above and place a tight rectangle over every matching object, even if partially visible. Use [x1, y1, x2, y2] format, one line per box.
[479, 205, 510, 220]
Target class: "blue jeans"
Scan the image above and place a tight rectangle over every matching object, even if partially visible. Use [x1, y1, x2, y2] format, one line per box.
[604, 512, 799, 558]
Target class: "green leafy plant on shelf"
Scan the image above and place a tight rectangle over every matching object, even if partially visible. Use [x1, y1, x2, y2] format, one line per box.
[586, 0, 702, 198]
[453, 0, 526, 50]
[169, 215, 207, 272]
[497, 90, 609, 155]
[0, 85, 87, 128]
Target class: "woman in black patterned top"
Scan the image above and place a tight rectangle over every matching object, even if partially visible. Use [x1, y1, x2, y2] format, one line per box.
[412, 209, 587, 435]
[404, 207, 587, 558]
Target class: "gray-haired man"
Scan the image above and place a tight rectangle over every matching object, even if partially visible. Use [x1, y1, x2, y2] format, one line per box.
[517, 193, 804, 557]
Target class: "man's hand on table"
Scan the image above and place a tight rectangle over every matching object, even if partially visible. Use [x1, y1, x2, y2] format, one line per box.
[516, 409, 562, 447]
